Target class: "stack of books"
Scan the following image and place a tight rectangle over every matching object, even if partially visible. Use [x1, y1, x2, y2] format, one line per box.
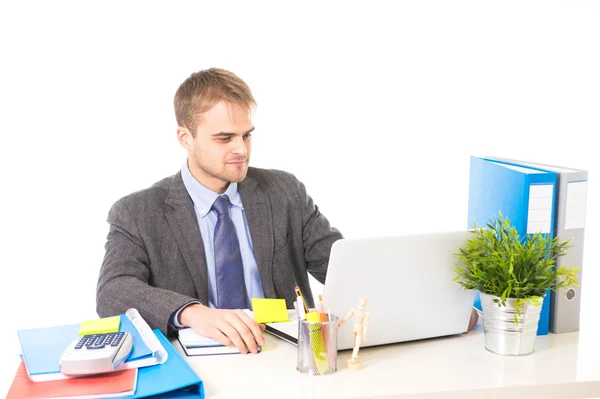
[7, 308, 204, 399]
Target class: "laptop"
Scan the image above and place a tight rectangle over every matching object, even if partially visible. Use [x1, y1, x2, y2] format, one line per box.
[265, 230, 476, 350]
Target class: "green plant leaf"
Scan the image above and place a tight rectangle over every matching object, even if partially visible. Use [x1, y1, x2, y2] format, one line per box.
[453, 212, 578, 302]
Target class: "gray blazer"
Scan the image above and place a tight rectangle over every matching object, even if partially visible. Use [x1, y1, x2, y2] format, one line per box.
[96, 167, 343, 335]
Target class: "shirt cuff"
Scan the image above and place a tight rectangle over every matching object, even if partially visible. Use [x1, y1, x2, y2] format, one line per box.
[171, 301, 202, 329]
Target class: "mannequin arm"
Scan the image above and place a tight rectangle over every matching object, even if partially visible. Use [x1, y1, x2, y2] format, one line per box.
[363, 313, 370, 341]
[338, 309, 354, 327]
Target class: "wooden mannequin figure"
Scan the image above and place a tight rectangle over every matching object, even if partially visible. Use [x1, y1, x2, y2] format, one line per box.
[338, 297, 370, 370]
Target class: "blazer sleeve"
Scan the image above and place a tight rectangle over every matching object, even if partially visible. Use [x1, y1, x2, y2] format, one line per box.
[96, 199, 199, 335]
[294, 178, 343, 284]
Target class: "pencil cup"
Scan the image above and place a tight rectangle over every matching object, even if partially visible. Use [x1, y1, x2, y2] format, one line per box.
[296, 315, 338, 375]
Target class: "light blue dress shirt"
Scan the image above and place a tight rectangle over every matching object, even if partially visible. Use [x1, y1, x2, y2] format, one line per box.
[172, 162, 265, 327]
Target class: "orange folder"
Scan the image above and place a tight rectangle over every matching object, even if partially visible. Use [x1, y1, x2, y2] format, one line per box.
[6, 360, 137, 399]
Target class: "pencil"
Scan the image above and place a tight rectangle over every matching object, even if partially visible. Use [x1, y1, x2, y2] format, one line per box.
[294, 286, 310, 314]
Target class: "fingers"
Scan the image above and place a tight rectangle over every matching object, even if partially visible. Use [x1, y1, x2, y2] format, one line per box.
[216, 318, 248, 353]
[236, 310, 266, 346]
[464, 309, 479, 333]
[469, 309, 479, 330]
[210, 328, 233, 347]
[227, 312, 263, 353]
[215, 312, 263, 354]
[188, 308, 264, 354]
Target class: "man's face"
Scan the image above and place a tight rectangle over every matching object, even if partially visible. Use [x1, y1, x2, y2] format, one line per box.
[180, 101, 254, 193]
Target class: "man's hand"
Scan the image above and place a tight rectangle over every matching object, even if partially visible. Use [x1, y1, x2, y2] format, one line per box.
[467, 308, 479, 332]
[179, 304, 266, 354]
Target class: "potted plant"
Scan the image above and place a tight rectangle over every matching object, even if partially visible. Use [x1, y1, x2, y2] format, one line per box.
[454, 213, 579, 356]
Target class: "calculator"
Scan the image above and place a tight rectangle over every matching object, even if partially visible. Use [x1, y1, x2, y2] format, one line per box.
[59, 331, 133, 376]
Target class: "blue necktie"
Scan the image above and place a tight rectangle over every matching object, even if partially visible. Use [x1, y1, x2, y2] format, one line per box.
[212, 195, 248, 309]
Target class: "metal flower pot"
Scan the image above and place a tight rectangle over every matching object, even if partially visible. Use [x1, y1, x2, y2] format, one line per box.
[480, 292, 544, 356]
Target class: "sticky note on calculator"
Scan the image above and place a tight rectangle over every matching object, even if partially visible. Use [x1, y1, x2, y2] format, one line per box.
[251, 298, 291, 323]
[78, 316, 121, 336]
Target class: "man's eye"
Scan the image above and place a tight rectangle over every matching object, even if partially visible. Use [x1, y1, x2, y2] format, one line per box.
[217, 137, 231, 142]
[243, 133, 252, 139]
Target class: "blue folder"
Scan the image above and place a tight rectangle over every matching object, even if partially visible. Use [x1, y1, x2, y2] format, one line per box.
[129, 329, 204, 399]
[468, 156, 558, 335]
[17, 314, 154, 381]
[17, 318, 203, 397]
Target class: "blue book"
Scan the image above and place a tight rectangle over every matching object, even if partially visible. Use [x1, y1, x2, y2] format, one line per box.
[129, 329, 204, 399]
[468, 156, 558, 335]
[17, 309, 166, 382]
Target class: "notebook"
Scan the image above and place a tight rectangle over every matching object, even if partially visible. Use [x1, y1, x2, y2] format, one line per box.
[177, 329, 235, 356]
[177, 309, 262, 356]
[177, 328, 258, 356]
[17, 309, 167, 382]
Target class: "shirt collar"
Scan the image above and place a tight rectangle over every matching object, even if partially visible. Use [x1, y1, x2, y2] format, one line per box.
[180, 161, 244, 218]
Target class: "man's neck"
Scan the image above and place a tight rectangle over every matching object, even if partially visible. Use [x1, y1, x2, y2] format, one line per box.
[188, 164, 229, 194]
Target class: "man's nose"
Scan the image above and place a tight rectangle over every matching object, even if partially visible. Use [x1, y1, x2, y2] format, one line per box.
[230, 137, 248, 155]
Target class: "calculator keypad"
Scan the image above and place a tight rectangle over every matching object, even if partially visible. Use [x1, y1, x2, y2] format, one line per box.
[74, 332, 125, 350]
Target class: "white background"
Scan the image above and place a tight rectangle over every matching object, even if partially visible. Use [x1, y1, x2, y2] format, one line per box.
[1, 0, 599, 396]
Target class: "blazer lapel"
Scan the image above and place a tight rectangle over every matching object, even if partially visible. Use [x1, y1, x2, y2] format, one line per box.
[164, 172, 210, 305]
[239, 175, 276, 299]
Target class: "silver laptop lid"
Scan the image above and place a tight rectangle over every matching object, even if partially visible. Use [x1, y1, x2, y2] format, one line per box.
[323, 230, 476, 350]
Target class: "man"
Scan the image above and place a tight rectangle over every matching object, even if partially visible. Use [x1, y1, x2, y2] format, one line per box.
[96, 68, 343, 354]
[97, 68, 478, 355]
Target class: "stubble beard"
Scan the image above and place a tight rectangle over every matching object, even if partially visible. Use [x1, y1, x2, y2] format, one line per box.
[193, 156, 249, 185]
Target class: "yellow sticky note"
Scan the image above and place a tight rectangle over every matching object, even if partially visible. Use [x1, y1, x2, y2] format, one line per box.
[79, 316, 121, 336]
[251, 298, 290, 324]
[306, 311, 320, 322]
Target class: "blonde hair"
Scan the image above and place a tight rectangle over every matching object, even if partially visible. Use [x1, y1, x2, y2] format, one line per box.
[174, 68, 256, 136]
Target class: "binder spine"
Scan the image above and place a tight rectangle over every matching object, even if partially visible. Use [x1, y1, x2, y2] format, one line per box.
[550, 176, 587, 333]
[528, 175, 557, 336]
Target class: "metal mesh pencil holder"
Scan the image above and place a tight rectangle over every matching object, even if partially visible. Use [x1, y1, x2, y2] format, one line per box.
[296, 314, 338, 375]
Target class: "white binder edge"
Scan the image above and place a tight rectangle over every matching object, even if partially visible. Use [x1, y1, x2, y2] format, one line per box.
[117, 308, 168, 370]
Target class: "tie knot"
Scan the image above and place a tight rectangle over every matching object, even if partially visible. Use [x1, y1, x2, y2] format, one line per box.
[212, 195, 231, 217]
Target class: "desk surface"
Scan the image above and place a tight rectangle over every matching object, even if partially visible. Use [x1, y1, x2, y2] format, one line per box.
[174, 321, 600, 399]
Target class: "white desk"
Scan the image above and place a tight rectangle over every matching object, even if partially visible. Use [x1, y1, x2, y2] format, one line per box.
[174, 322, 600, 399]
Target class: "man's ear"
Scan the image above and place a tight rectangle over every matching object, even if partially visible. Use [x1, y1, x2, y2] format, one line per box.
[177, 127, 192, 149]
